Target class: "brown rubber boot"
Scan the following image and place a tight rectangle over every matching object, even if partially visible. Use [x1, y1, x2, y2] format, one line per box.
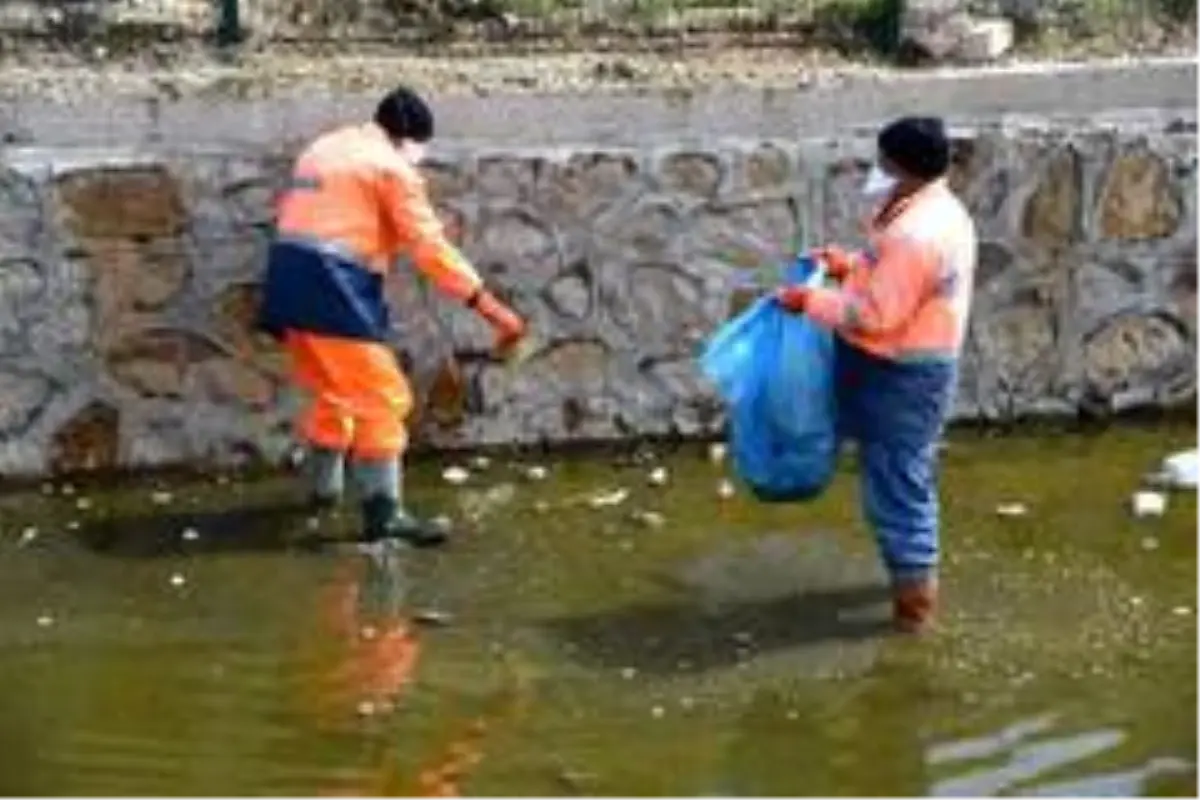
[892, 575, 938, 634]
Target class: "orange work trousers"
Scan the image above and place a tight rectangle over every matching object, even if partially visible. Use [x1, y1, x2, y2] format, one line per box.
[284, 330, 414, 460]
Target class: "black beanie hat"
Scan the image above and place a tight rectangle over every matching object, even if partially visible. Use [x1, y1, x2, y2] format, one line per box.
[877, 116, 950, 181]
[374, 85, 434, 143]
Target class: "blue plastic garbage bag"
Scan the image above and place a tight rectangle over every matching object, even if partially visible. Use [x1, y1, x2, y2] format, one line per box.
[699, 257, 837, 502]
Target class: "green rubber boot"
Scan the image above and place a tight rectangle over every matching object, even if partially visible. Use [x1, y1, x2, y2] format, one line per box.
[354, 457, 448, 548]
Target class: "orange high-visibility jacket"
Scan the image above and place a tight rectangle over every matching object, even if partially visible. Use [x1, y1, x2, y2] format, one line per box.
[258, 123, 482, 342]
[806, 179, 977, 363]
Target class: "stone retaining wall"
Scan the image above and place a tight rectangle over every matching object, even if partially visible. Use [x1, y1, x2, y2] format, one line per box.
[0, 116, 1195, 477]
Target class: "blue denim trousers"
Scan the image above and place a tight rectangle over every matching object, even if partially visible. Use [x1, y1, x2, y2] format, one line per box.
[833, 337, 957, 583]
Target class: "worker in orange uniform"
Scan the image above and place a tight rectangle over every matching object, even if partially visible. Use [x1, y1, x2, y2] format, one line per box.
[257, 86, 527, 547]
[776, 116, 977, 633]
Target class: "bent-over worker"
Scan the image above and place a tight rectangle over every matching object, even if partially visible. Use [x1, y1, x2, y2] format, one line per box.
[258, 86, 527, 547]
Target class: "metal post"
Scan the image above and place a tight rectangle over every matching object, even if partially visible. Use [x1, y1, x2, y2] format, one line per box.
[216, 0, 242, 46]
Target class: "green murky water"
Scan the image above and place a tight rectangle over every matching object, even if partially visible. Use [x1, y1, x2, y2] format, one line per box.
[0, 423, 1195, 796]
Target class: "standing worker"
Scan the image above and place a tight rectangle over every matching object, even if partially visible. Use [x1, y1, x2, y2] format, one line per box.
[258, 86, 527, 547]
[776, 116, 976, 633]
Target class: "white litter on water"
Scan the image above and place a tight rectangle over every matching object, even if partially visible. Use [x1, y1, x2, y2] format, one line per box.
[525, 465, 549, 482]
[151, 491, 173, 505]
[716, 479, 736, 500]
[1152, 449, 1199, 490]
[169, 573, 187, 588]
[181, 528, 200, 542]
[708, 443, 727, 464]
[995, 502, 1029, 518]
[647, 467, 669, 487]
[589, 488, 630, 508]
[1131, 490, 1167, 518]
[634, 510, 666, 529]
[442, 466, 471, 485]
[470, 455, 491, 470]
[18, 528, 38, 547]
[36, 614, 54, 628]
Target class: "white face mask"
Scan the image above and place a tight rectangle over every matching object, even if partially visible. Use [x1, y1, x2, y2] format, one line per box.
[397, 140, 428, 166]
[862, 162, 899, 199]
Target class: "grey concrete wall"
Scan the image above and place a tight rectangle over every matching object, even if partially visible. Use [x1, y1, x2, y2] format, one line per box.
[0, 62, 1195, 477]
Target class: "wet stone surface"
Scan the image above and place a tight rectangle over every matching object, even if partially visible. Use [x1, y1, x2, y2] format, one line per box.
[0, 423, 1194, 795]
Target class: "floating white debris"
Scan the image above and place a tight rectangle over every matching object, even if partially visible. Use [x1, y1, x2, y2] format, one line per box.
[647, 467, 669, 487]
[679, 696, 696, 711]
[470, 455, 491, 470]
[995, 502, 1028, 518]
[620, 666, 637, 680]
[169, 573, 187, 588]
[61, 484, 75, 497]
[708, 442, 727, 464]
[181, 528, 200, 542]
[1140, 536, 1160, 551]
[1172, 605, 1192, 616]
[414, 609, 454, 626]
[589, 488, 630, 508]
[717, 479, 736, 500]
[75, 498, 92, 511]
[1132, 490, 1167, 518]
[442, 466, 470, 485]
[357, 700, 377, 717]
[430, 515, 453, 534]
[18, 527, 37, 547]
[36, 614, 53, 628]
[525, 465, 549, 482]
[651, 705, 665, 719]
[533, 500, 550, 514]
[634, 510, 665, 529]
[151, 491, 173, 505]
[1152, 449, 1199, 490]
[66, 520, 80, 531]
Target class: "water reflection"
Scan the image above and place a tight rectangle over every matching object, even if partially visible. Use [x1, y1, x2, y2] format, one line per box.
[303, 544, 421, 731]
[303, 544, 511, 797]
[927, 715, 1195, 797]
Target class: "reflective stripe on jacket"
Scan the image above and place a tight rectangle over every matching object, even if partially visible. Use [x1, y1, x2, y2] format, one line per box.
[258, 123, 483, 342]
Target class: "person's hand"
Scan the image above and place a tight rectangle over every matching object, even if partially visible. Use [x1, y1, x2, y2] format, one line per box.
[473, 289, 527, 354]
[811, 246, 858, 282]
[775, 285, 809, 313]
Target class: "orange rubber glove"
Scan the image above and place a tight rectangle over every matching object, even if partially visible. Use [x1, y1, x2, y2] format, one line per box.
[811, 246, 860, 282]
[471, 289, 527, 352]
[775, 285, 810, 313]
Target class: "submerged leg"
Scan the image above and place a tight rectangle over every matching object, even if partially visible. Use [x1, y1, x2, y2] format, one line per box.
[306, 445, 347, 509]
[859, 438, 941, 633]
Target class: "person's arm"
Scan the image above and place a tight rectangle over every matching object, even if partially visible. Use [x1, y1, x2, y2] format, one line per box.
[379, 164, 526, 346]
[783, 235, 936, 335]
[378, 164, 483, 302]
